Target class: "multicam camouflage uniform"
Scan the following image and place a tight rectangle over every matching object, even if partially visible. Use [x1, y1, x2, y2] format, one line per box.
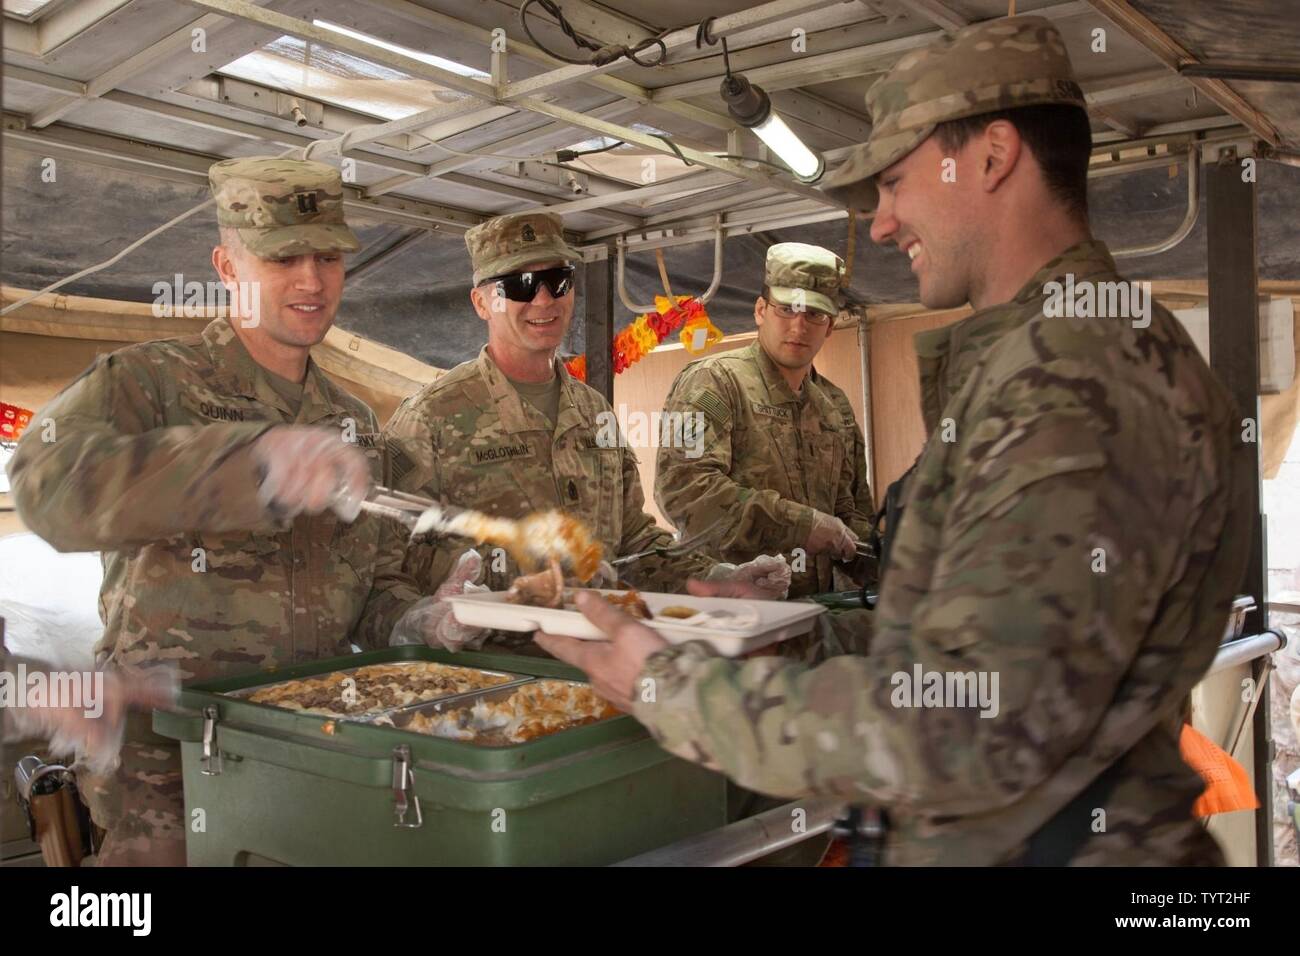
[5, 158, 415, 865]
[654, 247, 874, 599]
[375, 213, 715, 652]
[654, 244, 874, 663]
[630, 17, 1253, 865]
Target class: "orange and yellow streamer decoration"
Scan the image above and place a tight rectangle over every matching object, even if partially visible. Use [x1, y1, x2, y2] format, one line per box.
[0, 402, 33, 443]
[564, 295, 722, 382]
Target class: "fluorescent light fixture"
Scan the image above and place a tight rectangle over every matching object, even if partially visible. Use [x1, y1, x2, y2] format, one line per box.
[312, 19, 488, 78]
[720, 73, 824, 182]
[750, 113, 823, 181]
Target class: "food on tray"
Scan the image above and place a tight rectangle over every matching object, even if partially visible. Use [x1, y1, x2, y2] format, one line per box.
[376, 680, 619, 745]
[505, 562, 566, 608]
[504, 578, 652, 620]
[662, 606, 763, 630]
[414, 507, 603, 581]
[599, 589, 651, 619]
[658, 605, 699, 619]
[240, 662, 515, 717]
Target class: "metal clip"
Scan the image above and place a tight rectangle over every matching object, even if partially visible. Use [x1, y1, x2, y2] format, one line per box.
[201, 705, 222, 776]
[391, 745, 422, 828]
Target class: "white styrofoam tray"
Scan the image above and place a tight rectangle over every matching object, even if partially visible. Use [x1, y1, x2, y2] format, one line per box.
[446, 589, 825, 657]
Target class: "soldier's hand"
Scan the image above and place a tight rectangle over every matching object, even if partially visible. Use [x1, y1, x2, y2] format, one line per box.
[706, 554, 791, 600]
[390, 551, 489, 652]
[251, 425, 370, 521]
[805, 510, 858, 561]
[534, 591, 668, 711]
[684, 577, 767, 600]
[14, 666, 178, 776]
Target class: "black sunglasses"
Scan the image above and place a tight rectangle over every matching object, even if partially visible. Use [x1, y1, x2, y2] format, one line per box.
[483, 265, 575, 302]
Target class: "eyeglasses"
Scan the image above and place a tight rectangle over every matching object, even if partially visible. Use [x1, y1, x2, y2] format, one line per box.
[483, 266, 576, 302]
[765, 299, 834, 326]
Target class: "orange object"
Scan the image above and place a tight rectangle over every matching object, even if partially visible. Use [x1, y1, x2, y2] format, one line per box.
[569, 295, 715, 378]
[563, 354, 587, 381]
[679, 311, 723, 354]
[1180, 723, 1259, 816]
[0, 401, 34, 442]
[819, 839, 848, 867]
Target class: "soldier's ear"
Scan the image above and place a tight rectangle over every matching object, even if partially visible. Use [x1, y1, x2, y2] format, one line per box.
[753, 296, 766, 328]
[212, 244, 238, 289]
[469, 285, 491, 322]
[981, 119, 1023, 194]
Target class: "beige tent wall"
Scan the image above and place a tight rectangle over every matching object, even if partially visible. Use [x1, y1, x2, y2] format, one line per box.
[613, 323, 866, 530]
[0, 331, 133, 537]
[868, 306, 970, 505]
[866, 286, 1300, 505]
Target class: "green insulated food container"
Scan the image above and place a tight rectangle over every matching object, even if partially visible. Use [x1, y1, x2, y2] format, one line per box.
[153, 645, 726, 866]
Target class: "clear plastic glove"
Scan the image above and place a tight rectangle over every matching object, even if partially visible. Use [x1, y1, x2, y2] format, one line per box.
[8, 665, 179, 776]
[251, 425, 371, 522]
[805, 510, 858, 561]
[704, 553, 791, 600]
[389, 551, 490, 652]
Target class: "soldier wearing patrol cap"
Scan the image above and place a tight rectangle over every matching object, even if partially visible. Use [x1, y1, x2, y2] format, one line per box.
[654, 242, 876, 626]
[7, 156, 428, 865]
[376, 212, 793, 655]
[537, 15, 1252, 866]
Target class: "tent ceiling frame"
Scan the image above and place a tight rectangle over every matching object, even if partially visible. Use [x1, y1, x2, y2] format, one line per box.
[496, 0, 849, 101]
[1085, 0, 1282, 146]
[0, 0, 1279, 260]
[354, 0, 738, 132]
[362, 100, 642, 198]
[646, 0, 1089, 103]
[29, 12, 227, 128]
[892, 0, 968, 34]
[172, 0, 839, 208]
[6, 0, 1260, 229]
[592, 124, 1252, 246]
[4, 0, 135, 60]
[530, 0, 869, 71]
[1, 113, 491, 233]
[0, 110, 844, 257]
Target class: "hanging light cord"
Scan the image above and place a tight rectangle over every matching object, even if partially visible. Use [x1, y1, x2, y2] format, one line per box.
[520, 0, 668, 67]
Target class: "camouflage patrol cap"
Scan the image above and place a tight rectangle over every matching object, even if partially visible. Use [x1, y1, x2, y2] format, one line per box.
[764, 242, 844, 316]
[209, 156, 359, 257]
[465, 212, 581, 285]
[821, 15, 1086, 212]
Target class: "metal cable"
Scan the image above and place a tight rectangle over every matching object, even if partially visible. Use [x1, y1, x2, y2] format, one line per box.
[519, 0, 669, 68]
[0, 142, 302, 317]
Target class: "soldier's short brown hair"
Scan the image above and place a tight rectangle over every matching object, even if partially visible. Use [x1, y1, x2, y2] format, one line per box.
[932, 104, 1091, 220]
[218, 225, 243, 250]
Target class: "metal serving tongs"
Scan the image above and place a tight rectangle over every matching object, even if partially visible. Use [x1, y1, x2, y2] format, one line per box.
[609, 515, 729, 567]
[357, 485, 603, 579]
[357, 485, 448, 535]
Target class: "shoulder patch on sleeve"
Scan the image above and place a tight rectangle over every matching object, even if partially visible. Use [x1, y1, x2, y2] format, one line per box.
[691, 388, 732, 427]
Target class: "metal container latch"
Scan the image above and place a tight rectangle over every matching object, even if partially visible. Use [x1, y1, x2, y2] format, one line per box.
[391, 745, 422, 829]
[201, 705, 223, 776]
